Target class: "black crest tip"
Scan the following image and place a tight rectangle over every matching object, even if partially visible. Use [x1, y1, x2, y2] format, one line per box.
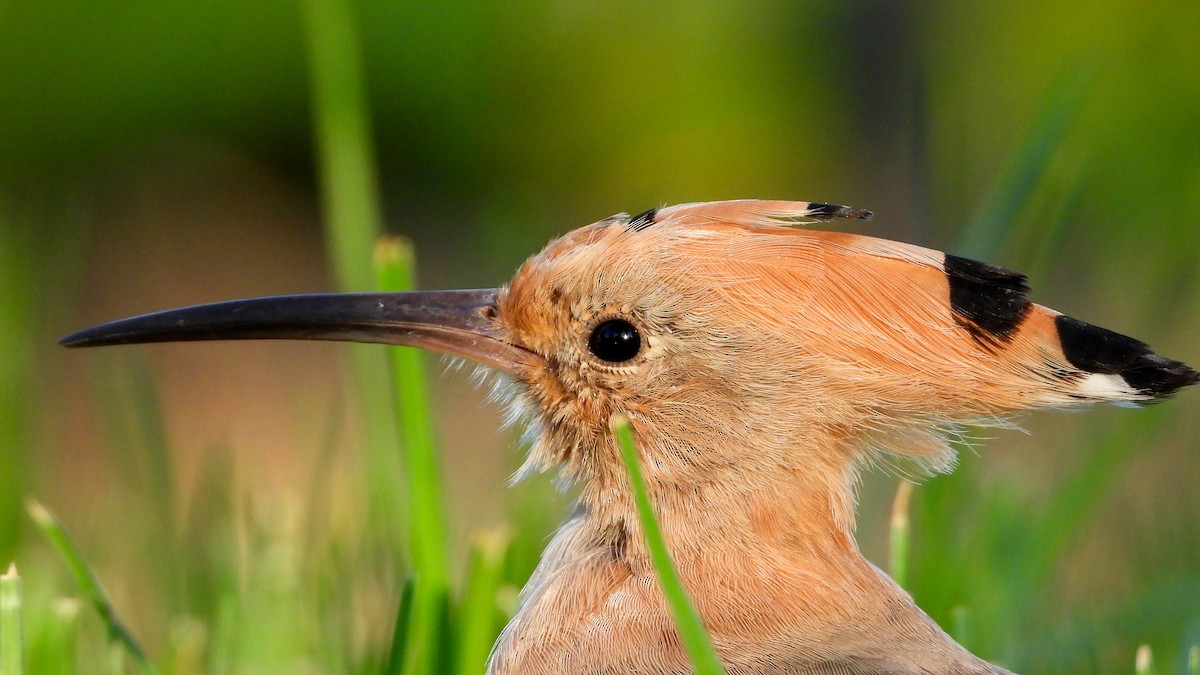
[1126, 355, 1200, 400]
[1055, 314, 1199, 400]
[805, 203, 873, 221]
[626, 208, 658, 231]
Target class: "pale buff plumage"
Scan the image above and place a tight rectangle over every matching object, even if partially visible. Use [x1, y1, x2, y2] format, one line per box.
[486, 201, 1190, 673]
[63, 199, 1197, 674]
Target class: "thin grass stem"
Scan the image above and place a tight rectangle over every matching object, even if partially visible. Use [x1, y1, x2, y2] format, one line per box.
[888, 481, 914, 589]
[457, 530, 510, 675]
[301, 0, 384, 293]
[612, 416, 725, 675]
[300, 0, 405, 558]
[383, 578, 415, 675]
[1, 563, 22, 675]
[47, 597, 83, 672]
[375, 236, 449, 675]
[27, 501, 158, 675]
[1134, 644, 1153, 675]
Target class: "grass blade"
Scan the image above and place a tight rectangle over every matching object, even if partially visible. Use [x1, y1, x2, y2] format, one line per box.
[1, 564, 21, 675]
[301, 0, 384, 294]
[301, 0, 405, 562]
[1134, 644, 1153, 675]
[0, 201, 33, 564]
[1188, 645, 1198, 675]
[888, 481, 914, 589]
[375, 236, 449, 675]
[26, 501, 158, 675]
[374, 237, 448, 586]
[40, 598, 83, 674]
[382, 578, 414, 675]
[456, 530, 509, 675]
[611, 416, 725, 675]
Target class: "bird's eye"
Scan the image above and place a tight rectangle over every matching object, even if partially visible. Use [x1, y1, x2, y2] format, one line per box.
[587, 319, 641, 363]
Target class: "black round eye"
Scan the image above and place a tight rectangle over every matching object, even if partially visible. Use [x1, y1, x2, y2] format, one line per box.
[588, 319, 642, 363]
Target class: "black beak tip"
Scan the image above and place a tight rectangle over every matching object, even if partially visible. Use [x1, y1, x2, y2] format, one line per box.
[59, 327, 111, 348]
[59, 318, 151, 348]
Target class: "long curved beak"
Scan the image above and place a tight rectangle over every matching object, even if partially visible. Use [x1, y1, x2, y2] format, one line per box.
[59, 289, 534, 376]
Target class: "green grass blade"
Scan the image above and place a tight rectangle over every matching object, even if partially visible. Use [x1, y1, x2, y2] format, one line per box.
[301, 0, 384, 294]
[888, 481, 914, 589]
[301, 0, 404, 560]
[1, 563, 22, 675]
[611, 416, 726, 675]
[456, 530, 509, 675]
[26, 501, 158, 675]
[207, 594, 237, 675]
[1134, 644, 1153, 675]
[39, 598, 82, 674]
[375, 236, 449, 675]
[374, 237, 448, 587]
[117, 365, 176, 540]
[0, 201, 33, 563]
[382, 578, 414, 675]
[1188, 645, 1198, 675]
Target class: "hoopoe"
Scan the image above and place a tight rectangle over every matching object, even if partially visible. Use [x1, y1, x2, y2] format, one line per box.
[63, 200, 1197, 674]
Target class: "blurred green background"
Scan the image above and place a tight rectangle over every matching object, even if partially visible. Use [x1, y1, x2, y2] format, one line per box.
[2, 1, 1199, 673]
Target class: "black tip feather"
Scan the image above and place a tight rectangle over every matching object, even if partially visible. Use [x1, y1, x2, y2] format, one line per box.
[806, 203, 873, 221]
[1055, 315, 1199, 400]
[627, 208, 658, 231]
[945, 254, 1032, 345]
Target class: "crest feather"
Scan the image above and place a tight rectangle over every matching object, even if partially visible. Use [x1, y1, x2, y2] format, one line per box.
[653, 199, 872, 228]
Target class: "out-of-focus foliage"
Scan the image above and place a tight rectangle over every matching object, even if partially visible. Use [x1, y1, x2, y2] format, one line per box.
[2, 1, 1198, 673]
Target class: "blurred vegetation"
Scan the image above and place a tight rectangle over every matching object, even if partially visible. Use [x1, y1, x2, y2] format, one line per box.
[2, 1, 1199, 673]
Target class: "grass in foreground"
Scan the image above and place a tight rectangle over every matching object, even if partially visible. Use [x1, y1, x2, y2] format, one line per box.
[2, 563, 22, 675]
[26, 501, 156, 674]
[612, 415, 726, 675]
